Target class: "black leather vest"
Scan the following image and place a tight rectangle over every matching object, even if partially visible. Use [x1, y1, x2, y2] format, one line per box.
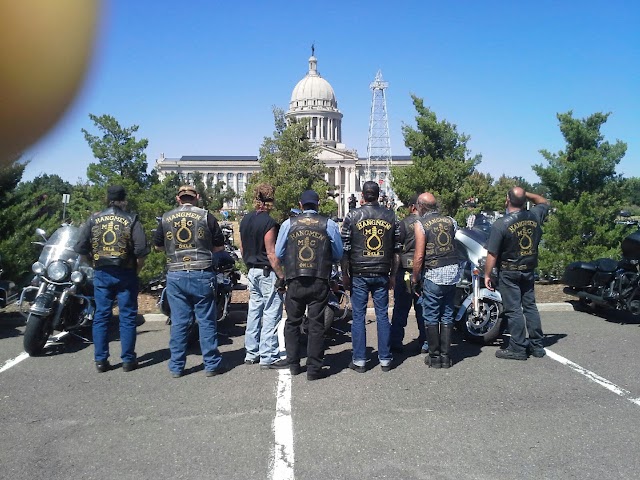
[161, 205, 214, 271]
[499, 209, 543, 270]
[284, 213, 332, 280]
[420, 212, 458, 269]
[400, 214, 420, 269]
[347, 204, 396, 275]
[90, 206, 136, 269]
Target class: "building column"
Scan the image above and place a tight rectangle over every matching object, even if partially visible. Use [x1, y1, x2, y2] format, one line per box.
[334, 166, 342, 218]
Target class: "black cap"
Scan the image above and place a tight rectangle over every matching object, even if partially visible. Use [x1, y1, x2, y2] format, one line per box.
[107, 185, 126, 201]
[300, 190, 320, 206]
[362, 181, 380, 197]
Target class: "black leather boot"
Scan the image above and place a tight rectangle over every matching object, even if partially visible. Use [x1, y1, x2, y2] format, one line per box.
[440, 324, 453, 368]
[425, 325, 441, 368]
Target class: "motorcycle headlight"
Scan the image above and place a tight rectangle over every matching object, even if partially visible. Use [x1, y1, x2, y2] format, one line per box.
[46, 260, 70, 282]
[32, 261, 45, 275]
[70, 271, 85, 284]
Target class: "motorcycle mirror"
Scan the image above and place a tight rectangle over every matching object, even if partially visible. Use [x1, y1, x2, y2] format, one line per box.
[35, 228, 47, 240]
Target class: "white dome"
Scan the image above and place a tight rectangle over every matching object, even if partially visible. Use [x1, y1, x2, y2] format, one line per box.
[289, 56, 338, 112]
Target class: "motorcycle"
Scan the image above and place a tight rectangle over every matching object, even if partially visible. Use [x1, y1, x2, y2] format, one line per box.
[562, 216, 640, 316]
[19, 225, 95, 355]
[0, 253, 19, 309]
[220, 221, 238, 256]
[454, 221, 504, 344]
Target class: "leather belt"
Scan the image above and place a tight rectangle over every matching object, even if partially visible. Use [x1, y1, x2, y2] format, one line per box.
[351, 272, 387, 277]
[500, 263, 533, 272]
[168, 265, 215, 272]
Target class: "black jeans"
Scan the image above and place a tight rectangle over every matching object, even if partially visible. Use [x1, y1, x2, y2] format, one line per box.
[284, 277, 330, 375]
[499, 270, 544, 352]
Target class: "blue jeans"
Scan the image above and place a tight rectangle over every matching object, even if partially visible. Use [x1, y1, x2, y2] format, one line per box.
[350, 275, 392, 367]
[390, 268, 426, 348]
[420, 279, 456, 326]
[93, 266, 138, 363]
[499, 270, 544, 353]
[166, 270, 222, 373]
[245, 268, 283, 365]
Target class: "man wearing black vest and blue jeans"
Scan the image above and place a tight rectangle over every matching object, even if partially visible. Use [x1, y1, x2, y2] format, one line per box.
[75, 185, 149, 373]
[154, 185, 226, 377]
[412, 192, 460, 369]
[341, 181, 400, 373]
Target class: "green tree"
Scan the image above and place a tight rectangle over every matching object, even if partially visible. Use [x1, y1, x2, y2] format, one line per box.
[83, 114, 151, 188]
[190, 172, 236, 211]
[533, 111, 626, 203]
[0, 157, 27, 203]
[621, 177, 640, 214]
[533, 111, 628, 278]
[391, 95, 481, 215]
[247, 107, 331, 222]
[537, 192, 626, 278]
[0, 174, 75, 282]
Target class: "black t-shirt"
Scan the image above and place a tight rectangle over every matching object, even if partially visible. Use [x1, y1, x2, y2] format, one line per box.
[239, 210, 278, 267]
[487, 203, 550, 265]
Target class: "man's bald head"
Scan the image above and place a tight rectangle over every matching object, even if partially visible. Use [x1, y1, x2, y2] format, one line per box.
[416, 192, 438, 215]
[507, 187, 526, 208]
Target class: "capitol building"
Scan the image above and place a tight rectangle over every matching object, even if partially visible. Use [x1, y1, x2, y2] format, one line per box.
[154, 52, 411, 216]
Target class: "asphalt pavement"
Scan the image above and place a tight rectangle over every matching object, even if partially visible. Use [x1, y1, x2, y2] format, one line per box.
[1, 303, 639, 480]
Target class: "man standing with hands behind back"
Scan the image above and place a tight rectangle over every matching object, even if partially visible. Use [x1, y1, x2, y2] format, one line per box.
[484, 187, 550, 360]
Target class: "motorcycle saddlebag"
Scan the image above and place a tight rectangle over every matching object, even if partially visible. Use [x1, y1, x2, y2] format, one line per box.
[622, 230, 640, 260]
[562, 262, 596, 288]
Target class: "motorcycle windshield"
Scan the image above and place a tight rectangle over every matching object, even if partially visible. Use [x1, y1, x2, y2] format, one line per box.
[38, 225, 82, 268]
[455, 227, 490, 266]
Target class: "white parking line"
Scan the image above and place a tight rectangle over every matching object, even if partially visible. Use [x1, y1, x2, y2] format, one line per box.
[546, 349, 640, 407]
[0, 352, 30, 373]
[0, 332, 69, 373]
[270, 369, 295, 480]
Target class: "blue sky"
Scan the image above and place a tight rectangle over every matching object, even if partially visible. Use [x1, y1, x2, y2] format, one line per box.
[22, 0, 640, 185]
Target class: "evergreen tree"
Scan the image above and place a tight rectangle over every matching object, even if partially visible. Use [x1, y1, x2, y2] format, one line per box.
[248, 107, 332, 222]
[0, 174, 74, 282]
[391, 95, 481, 215]
[83, 113, 151, 188]
[533, 111, 626, 203]
[533, 111, 628, 278]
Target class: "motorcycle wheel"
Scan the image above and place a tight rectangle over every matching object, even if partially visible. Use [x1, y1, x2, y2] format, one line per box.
[462, 299, 503, 344]
[23, 313, 53, 355]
